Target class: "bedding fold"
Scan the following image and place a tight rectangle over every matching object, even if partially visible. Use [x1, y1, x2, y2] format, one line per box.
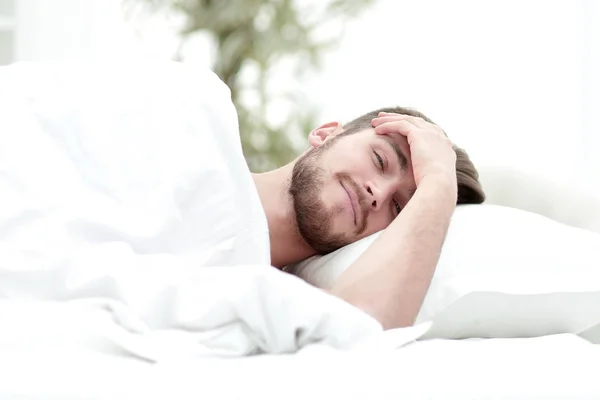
[0, 61, 396, 360]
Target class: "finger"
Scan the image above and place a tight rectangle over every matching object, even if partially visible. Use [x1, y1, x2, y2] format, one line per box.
[372, 116, 429, 133]
[379, 113, 447, 136]
[378, 112, 418, 119]
[377, 112, 412, 118]
[376, 113, 429, 129]
[373, 120, 415, 137]
[372, 116, 415, 127]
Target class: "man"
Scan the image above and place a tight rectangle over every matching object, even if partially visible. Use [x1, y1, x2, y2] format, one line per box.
[0, 62, 483, 333]
[253, 106, 484, 329]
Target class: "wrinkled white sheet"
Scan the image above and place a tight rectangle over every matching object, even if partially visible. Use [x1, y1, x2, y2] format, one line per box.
[0, 61, 270, 267]
[0, 62, 599, 399]
[0, 61, 405, 360]
[0, 333, 598, 399]
[159, 334, 600, 400]
[0, 252, 389, 359]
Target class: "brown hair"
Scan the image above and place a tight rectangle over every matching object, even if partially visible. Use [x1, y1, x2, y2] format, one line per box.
[341, 106, 485, 204]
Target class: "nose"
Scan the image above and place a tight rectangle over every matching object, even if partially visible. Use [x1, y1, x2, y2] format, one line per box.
[365, 179, 397, 212]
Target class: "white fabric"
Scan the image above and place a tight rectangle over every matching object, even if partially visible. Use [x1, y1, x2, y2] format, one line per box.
[478, 164, 600, 234]
[0, 61, 394, 360]
[2, 61, 599, 399]
[158, 334, 600, 400]
[288, 204, 600, 341]
[1, 333, 598, 399]
[0, 258, 392, 359]
[0, 61, 269, 267]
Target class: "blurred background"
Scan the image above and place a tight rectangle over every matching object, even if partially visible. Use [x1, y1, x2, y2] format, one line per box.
[1, 0, 598, 190]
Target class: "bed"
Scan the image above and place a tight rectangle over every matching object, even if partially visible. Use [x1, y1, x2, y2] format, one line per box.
[1, 333, 600, 399]
[1, 61, 599, 399]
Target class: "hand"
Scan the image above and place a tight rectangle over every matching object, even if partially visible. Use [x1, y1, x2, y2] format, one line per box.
[371, 112, 457, 190]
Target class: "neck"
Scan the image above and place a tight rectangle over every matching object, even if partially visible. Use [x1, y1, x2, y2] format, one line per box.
[252, 163, 317, 268]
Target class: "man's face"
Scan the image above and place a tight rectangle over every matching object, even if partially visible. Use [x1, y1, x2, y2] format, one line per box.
[290, 127, 417, 254]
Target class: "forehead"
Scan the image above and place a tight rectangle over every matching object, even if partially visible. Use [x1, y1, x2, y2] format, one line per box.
[350, 127, 408, 150]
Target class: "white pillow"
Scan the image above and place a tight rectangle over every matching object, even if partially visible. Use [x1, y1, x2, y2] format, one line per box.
[287, 205, 600, 342]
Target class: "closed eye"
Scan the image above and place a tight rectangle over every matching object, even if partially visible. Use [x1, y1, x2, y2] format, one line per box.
[393, 198, 402, 215]
[374, 151, 384, 170]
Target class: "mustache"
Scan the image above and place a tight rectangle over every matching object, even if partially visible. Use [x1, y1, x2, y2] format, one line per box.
[338, 173, 369, 235]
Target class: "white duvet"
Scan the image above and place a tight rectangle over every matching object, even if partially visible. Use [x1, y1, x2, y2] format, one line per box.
[0, 61, 411, 362]
[1, 62, 600, 400]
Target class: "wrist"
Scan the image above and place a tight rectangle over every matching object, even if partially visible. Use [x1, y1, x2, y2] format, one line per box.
[417, 174, 458, 204]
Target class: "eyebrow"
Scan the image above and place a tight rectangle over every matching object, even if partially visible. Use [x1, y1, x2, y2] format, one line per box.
[379, 135, 408, 172]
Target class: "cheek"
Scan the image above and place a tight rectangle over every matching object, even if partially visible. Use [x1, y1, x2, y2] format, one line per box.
[320, 174, 354, 214]
[354, 151, 375, 171]
[319, 178, 342, 206]
[328, 143, 373, 173]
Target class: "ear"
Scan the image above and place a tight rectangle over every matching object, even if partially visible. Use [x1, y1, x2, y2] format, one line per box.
[308, 121, 344, 148]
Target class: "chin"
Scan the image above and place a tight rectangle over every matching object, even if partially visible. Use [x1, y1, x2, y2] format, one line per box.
[329, 219, 355, 243]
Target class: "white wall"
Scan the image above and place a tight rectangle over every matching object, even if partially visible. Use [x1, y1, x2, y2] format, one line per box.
[12, 0, 600, 190]
[16, 0, 93, 61]
[302, 0, 590, 184]
[14, 0, 177, 62]
[0, 0, 17, 65]
[580, 0, 600, 184]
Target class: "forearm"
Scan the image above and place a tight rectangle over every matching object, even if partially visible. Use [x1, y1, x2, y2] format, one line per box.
[330, 177, 456, 329]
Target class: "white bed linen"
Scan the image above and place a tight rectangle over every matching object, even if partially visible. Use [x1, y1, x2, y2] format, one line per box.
[156, 335, 600, 400]
[0, 256, 392, 359]
[2, 62, 598, 400]
[0, 334, 598, 399]
[0, 61, 391, 360]
[0, 61, 270, 268]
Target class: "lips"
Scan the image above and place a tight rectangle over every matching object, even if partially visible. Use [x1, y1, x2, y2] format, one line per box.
[341, 180, 360, 226]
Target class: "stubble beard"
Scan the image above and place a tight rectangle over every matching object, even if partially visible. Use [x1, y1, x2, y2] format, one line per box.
[289, 148, 348, 254]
